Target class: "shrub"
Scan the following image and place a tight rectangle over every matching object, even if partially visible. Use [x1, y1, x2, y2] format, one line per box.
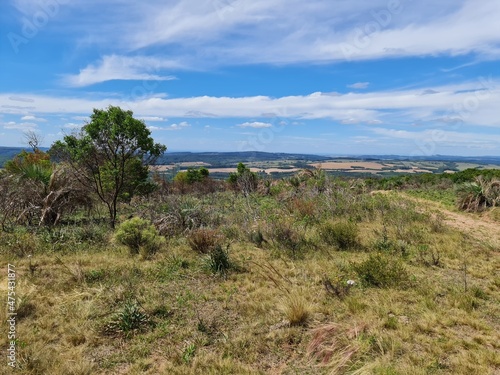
[319, 221, 359, 250]
[323, 277, 356, 300]
[105, 300, 150, 337]
[249, 228, 266, 247]
[270, 222, 308, 258]
[188, 228, 223, 254]
[115, 217, 165, 256]
[353, 253, 411, 288]
[456, 177, 500, 212]
[290, 198, 316, 222]
[206, 244, 232, 276]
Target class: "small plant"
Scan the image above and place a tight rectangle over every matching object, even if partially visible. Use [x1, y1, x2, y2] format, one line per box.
[323, 277, 356, 300]
[456, 177, 500, 212]
[417, 245, 442, 267]
[85, 269, 106, 283]
[105, 300, 150, 337]
[319, 220, 359, 250]
[182, 342, 196, 364]
[249, 228, 266, 248]
[188, 228, 223, 254]
[206, 244, 232, 276]
[384, 315, 399, 330]
[281, 293, 311, 326]
[270, 222, 308, 258]
[353, 253, 411, 288]
[114, 217, 165, 257]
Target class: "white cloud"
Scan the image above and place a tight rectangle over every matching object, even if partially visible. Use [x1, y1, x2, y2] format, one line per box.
[168, 121, 191, 130]
[3, 121, 38, 130]
[347, 82, 370, 89]
[12, 0, 499, 71]
[72, 116, 89, 121]
[236, 121, 273, 128]
[140, 116, 165, 122]
[63, 123, 80, 129]
[370, 127, 500, 150]
[149, 121, 191, 131]
[63, 55, 179, 87]
[21, 115, 47, 122]
[1, 77, 499, 129]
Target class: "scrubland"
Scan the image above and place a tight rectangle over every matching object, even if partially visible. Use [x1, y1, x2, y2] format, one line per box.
[1, 173, 499, 375]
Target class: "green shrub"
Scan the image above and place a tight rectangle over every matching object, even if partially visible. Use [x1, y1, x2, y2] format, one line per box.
[270, 222, 308, 258]
[105, 300, 150, 337]
[319, 220, 359, 250]
[249, 228, 266, 248]
[206, 244, 233, 276]
[114, 217, 165, 256]
[456, 177, 500, 212]
[353, 253, 411, 288]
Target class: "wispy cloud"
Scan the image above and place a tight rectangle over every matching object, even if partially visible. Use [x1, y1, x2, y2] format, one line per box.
[17, 0, 500, 73]
[62, 55, 179, 87]
[236, 121, 272, 128]
[63, 123, 80, 129]
[21, 115, 47, 122]
[149, 121, 191, 131]
[347, 82, 370, 89]
[3, 121, 38, 130]
[1, 78, 499, 128]
[140, 116, 166, 122]
[168, 121, 191, 130]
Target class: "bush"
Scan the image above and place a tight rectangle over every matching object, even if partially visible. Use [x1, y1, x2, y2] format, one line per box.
[249, 228, 266, 247]
[270, 222, 308, 258]
[105, 300, 150, 337]
[456, 177, 500, 212]
[319, 221, 359, 250]
[206, 244, 233, 276]
[353, 253, 411, 288]
[188, 228, 223, 254]
[115, 217, 165, 257]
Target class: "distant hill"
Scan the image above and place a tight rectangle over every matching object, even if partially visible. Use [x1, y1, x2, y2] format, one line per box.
[0, 147, 28, 168]
[1, 147, 500, 169]
[156, 151, 331, 168]
[351, 154, 500, 164]
[0, 147, 53, 168]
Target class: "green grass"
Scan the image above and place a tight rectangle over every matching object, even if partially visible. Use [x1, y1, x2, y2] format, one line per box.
[406, 188, 457, 208]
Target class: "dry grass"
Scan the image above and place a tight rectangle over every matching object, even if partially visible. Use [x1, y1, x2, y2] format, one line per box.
[0, 186, 499, 374]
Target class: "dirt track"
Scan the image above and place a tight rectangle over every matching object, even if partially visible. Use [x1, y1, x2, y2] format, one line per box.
[374, 191, 500, 248]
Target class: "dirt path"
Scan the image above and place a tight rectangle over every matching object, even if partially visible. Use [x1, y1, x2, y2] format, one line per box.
[374, 191, 500, 248]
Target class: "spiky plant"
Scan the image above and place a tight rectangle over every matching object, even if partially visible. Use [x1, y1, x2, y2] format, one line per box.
[456, 176, 500, 212]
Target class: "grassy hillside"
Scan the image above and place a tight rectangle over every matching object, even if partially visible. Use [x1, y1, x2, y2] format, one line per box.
[1, 175, 499, 374]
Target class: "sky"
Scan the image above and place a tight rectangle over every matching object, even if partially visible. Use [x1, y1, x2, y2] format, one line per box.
[1, 0, 500, 156]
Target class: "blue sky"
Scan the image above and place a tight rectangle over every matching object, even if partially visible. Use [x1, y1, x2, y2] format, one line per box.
[1, 0, 500, 156]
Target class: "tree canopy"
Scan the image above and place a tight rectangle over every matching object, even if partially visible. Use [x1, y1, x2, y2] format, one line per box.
[51, 106, 166, 227]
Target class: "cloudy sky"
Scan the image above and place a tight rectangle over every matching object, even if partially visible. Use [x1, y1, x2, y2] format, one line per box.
[1, 0, 500, 156]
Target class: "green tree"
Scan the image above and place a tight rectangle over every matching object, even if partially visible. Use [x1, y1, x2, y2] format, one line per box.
[51, 106, 166, 227]
[228, 162, 257, 195]
[174, 167, 210, 185]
